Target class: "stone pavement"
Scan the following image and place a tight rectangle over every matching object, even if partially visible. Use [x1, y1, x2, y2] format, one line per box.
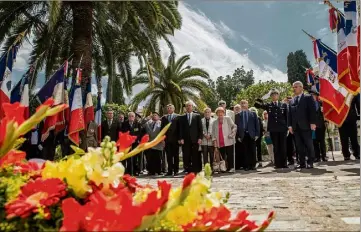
[138, 151, 360, 231]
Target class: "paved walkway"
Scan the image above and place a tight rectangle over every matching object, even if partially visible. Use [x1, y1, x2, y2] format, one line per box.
[138, 151, 360, 231]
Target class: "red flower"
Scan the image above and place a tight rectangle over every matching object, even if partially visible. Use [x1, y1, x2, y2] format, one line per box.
[117, 131, 137, 152]
[2, 102, 26, 126]
[138, 181, 171, 215]
[139, 134, 149, 145]
[5, 178, 67, 219]
[182, 173, 196, 189]
[122, 174, 143, 193]
[13, 161, 42, 178]
[0, 117, 8, 147]
[0, 150, 26, 167]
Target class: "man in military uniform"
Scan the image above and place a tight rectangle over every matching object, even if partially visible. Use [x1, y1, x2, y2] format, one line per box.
[254, 88, 288, 169]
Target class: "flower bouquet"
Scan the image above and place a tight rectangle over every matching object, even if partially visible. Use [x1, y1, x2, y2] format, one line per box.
[0, 100, 274, 231]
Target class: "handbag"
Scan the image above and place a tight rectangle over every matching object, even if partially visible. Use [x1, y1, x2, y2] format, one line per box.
[212, 148, 227, 172]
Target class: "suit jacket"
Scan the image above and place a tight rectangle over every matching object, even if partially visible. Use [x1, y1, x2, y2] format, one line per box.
[345, 96, 360, 123]
[144, 120, 163, 150]
[288, 94, 316, 131]
[101, 119, 120, 142]
[121, 120, 145, 144]
[236, 110, 260, 140]
[86, 121, 99, 148]
[254, 100, 288, 132]
[179, 112, 203, 143]
[161, 113, 179, 144]
[201, 117, 215, 146]
[314, 101, 326, 129]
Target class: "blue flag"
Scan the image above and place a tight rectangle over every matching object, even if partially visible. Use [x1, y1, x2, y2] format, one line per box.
[36, 67, 65, 103]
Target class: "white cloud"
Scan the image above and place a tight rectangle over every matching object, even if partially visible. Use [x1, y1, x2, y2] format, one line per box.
[13, 39, 33, 71]
[317, 27, 328, 37]
[151, 3, 286, 82]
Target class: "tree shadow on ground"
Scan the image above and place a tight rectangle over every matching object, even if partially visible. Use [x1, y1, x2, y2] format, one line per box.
[317, 160, 359, 167]
[340, 168, 360, 176]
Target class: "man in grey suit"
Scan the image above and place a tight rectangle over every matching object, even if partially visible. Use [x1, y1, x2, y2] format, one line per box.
[144, 112, 163, 175]
[236, 100, 260, 171]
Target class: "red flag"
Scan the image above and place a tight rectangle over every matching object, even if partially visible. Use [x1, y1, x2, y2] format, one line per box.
[322, 94, 353, 127]
[68, 69, 85, 146]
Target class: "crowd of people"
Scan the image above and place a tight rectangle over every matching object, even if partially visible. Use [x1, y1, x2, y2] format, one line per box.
[21, 81, 360, 177]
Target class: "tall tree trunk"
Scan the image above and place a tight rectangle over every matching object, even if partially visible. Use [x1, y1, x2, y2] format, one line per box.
[106, 76, 113, 103]
[70, 1, 93, 89]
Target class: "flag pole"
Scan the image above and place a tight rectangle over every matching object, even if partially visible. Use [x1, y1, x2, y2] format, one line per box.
[301, 29, 316, 41]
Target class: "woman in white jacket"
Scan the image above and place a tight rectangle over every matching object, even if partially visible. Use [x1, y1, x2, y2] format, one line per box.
[212, 107, 237, 172]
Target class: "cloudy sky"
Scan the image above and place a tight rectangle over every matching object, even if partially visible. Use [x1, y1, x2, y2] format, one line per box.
[11, 1, 343, 104]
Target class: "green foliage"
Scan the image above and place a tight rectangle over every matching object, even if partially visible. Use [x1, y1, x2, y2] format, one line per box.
[130, 54, 210, 115]
[203, 66, 255, 109]
[112, 76, 125, 105]
[235, 81, 293, 114]
[286, 50, 312, 86]
[102, 103, 129, 120]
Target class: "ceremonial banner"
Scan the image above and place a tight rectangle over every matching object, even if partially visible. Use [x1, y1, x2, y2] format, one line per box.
[306, 68, 320, 92]
[95, 94, 102, 143]
[0, 47, 16, 119]
[10, 75, 29, 119]
[55, 61, 69, 134]
[37, 67, 65, 141]
[313, 39, 353, 126]
[333, 9, 359, 94]
[344, 0, 360, 86]
[83, 81, 94, 127]
[68, 69, 85, 146]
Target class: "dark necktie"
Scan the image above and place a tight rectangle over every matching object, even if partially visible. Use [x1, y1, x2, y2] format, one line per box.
[295, 96, 300, 105]
[168, 115, 171, 122]
[243, 111, 248, 129]
[152, 122, 156, 130]
[188, 113, 191, 125]
[206, 119, 209, 132]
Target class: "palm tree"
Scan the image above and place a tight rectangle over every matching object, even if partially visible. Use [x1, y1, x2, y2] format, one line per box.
[130, 54, 211, 115]
[0, 1, 182, 95]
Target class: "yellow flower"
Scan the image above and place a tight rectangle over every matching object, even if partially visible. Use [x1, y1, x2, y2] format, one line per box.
[166, 205, 197, 225]
[133, 187, 154, 204]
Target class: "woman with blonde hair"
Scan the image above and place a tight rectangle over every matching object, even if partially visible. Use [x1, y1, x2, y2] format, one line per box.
[212, 107, 237, 172]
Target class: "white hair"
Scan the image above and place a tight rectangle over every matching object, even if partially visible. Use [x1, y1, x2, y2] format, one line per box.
[293, 81, 303, 87]
[128, 112, 135, 117]
[166, 104, 175, 109]
[185, 100, 194, 106]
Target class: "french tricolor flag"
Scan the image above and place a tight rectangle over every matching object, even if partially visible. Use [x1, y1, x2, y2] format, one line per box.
[313, 39, 352, 126]
[37, 67, 65, 141]
[10, 75, 29, 119]
[333, 9, 359, 94]
[0, 46, 18, 119]
[306, 69, 320, 92]
[83, 81, 94, 127]
[68, 68, 85, 146]
[55, 61, 69, 134]
[344, 0, 360, 87]
[95, 94, 102, 143]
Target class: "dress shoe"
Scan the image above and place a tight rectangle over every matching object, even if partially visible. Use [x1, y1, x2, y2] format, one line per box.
[354, 155, 360, 160]
[307, 164, 314, 169]
[314, 158, 321, 162]
[295, 165, 306, 169]
[344, 157, 351, 161]
[321, 156, 328, 162]
[258, 162, 263, 167]
[164, 172, 173, 177]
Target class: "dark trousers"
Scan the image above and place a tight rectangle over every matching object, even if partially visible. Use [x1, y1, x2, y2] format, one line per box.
[339, 120, 360, 158]
[145, 149, 162, 174]
[314, 127, 327, 160]
[161, 151, 166, 173]
[182, 141, 202, 173]
[201, 145, 214, 167]
[235, 140, 243, 169]
[294, 128, 315, 166]
[165, 142, 179, 174]
[219, 145, 234, 170]
[124, 143, 140, 175]
[241, 134, 257, 169]
[255, 137, 262, 162]
[270, 131, 287, 168]
[286, 134, 294, 164]
[27, 145, 40, 160]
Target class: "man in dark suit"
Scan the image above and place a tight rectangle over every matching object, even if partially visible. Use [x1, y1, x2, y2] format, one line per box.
[310, 90, 328, 162]
[161, 104, 180, 176]
[254, 88, 289, 169]
[121, 112, 145, 176]
[178, 101, 203, 174]
[338, 94, 360, 160]
[288, 81, 317, 169]
[101, 110, 120, 142]
[236, 100, 260, 171]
